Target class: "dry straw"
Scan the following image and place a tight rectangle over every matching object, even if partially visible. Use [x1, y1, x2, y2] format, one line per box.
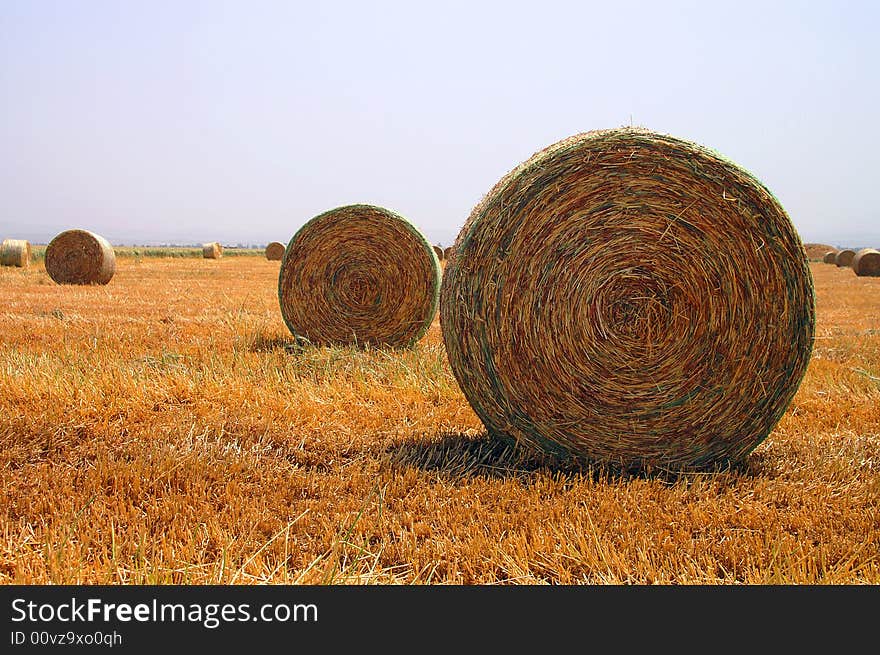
[835, 249, 855, 267]
[851, 248, 880, 277]
[203, 242, 223, 259]
[265, 241, 285, 261]
[822, 250, 838, 264]
[278, 204, 441, 348]
[1, 239, 31, 267]
[443, 246, 454, 261]
[433, 245, 444, 260]
[440, 127, 815, 472]
[44, 229, 116, 285]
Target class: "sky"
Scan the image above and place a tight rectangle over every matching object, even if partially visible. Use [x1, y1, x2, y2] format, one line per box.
[1, 0, 878, 249]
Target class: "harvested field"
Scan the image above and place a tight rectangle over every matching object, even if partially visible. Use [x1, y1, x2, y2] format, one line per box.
[0, 257, 878, 584]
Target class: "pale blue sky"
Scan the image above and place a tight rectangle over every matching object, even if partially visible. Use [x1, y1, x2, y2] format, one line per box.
[1, 0, 878, 248]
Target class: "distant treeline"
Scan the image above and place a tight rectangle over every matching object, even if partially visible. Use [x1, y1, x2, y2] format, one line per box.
[27, 246, 265, 261]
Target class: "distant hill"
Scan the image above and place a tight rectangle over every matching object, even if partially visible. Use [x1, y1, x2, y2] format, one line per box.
[803, 243, 838, 260]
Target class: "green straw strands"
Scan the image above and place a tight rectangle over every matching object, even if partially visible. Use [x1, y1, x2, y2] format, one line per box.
[433, 245, 444, 260]
[852, 248, 880, 277]
[1, 239, 31, 267]
[265, 241, 285, 261]
[835, 249, 856, 267]
[440, 127, 815, 472]
[278, 204, 441, 348]
[822, 250, 838, 264]
[202, 242, 223, 259]
[45, 230, 116, 285]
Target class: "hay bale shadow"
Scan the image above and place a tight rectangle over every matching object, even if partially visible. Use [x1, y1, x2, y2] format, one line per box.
[247, 332, 306, 354]
[384, 431, 764, 486]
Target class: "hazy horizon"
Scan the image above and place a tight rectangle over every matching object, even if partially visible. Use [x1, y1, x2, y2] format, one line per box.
[2, 1, 878, 250]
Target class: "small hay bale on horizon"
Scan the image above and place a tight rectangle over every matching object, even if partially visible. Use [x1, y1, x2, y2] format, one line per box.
[822, 250, 838, 264]
[45, 229, 116, 285]
[851, 248, 880, 277]
[202, 242, 223, 259]
[440, 127, 815, 473]
[443, 246, 454, 260]
[1, 239, 31, 267]
[265, 241, 285, 261]
[803, 242, 838, 261]
[433, 245, 444, 260]
[278, 204, 441, 348]
[835, 249, 856, 267]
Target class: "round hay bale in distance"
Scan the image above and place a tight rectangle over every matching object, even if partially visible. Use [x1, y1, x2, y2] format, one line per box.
[440, 127, 815, 472]
[202, 242, 223, 259]
[44, 230, 116, 285]
[1, 239, 31, 267]
[278, 204, 441, 348]
[443, 246, 454, 261]
[803, 243, 837, 261]
[852, 248, 880, 277]
[433, 245, 444, 260]
[835, 249, 855, 267]
[822, 250, 838, 264]
[265, 241, 285, 261]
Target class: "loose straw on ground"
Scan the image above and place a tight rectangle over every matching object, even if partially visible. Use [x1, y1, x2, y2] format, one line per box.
[0, 239, 31, 267]
[44, 230, 116, 285]
[278, 204, 441, 348]
[852, 248, 880, 277]
[265, 242, 285, 261]
[203, 242, 223, 259]
[440, 127, 815, 472]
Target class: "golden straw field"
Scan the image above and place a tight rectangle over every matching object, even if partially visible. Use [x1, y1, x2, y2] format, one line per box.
[1, 254, 878, 584]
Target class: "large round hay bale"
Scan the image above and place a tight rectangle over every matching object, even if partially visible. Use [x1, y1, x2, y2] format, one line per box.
[433, 245, 444, 260]
[443, 246, 454, 261]
[265, 241, 285, 261]
[835, 249, 855, 267]
[278, 204, 441, 348]
[822, 250, 838, 264]
[440, 127, 815, 472]
[203, 242, 223, 259]
[44, 230, 115, 285]
[1, 239, 31, 267]
[851, 248, 880, 277]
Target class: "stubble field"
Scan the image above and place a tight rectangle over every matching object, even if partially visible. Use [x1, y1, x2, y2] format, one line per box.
[1, 255, 878, 584]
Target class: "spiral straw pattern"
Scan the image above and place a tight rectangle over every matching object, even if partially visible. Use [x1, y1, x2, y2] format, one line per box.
[45, 230, 116, 285]
[822, 251, 838, 264]
[440, 127, 815, 471]
[265, 242, 285, 261]
[852, 248, 880, 277]
[278, 204, 441, 348]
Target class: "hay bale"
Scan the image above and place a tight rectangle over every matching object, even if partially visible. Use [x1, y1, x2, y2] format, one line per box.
[433, 245, 444, 260]
[835, 249, 855, 267]
[443, 246, 454, 261]
[278, 204, 441, 347]
[440, 127, 815, 472]
[851, 248, 880, 277]
[202, 242, 223, 259]
[44, 229, 115, 285]
[822, 250, 838, 264]
[0, 239, 31, 267]
[803, 243, 838, 261]
[265, 241, 285, 261]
